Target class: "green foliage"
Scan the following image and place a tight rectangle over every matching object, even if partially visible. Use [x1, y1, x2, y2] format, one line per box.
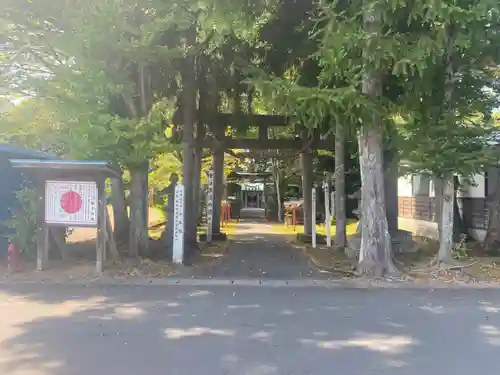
[149, 152, 183, 191]
[3, 187, 39, 257]
[394, 0, 500, 179]
[0, 99, 67, 155]
[453, 234, 470, 260]
[398, 115, 498, 179]
[253, 0, 500, 183]
[1, 0, 194, 167]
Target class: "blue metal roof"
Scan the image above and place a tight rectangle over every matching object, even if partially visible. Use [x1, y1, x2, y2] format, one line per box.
[9, 159, 121, 178]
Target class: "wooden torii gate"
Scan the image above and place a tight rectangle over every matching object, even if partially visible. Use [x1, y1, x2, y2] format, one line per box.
[189, 112, 333, 241]
[174, 109, 399, 252]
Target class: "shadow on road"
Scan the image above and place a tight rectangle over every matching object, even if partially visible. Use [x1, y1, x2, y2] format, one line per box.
[1, 284, 500, 374]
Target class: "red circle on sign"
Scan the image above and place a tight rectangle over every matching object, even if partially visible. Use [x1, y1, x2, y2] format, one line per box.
[60, 191, 82, 214]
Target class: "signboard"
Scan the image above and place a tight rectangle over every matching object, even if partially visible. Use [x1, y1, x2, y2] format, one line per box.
[311, 186, 317, 248]
[172, 184, 185, 264]
[323, 181, 332, 247]
[45, 180, 98, 226]
[206, 169, 214, 242]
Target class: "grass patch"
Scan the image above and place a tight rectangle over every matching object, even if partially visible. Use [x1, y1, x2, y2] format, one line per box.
[220, 221, 238, 236]
[270, 219, 358, 237]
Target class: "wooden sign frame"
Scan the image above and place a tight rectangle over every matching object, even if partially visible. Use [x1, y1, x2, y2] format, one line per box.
[9, 160, 120, 274]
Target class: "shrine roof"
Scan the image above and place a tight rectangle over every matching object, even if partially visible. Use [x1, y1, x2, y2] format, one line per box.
[9, 159, 121, 178]
[227, 171, 272, 180]
[234, 171, 272, 177]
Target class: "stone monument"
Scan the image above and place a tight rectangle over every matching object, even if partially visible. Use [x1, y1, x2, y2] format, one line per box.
[162, 173, 178, 259]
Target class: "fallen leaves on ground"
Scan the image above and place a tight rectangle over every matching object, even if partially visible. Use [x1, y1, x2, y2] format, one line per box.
[106, 258, 178, 278]
[292, 242, 357, 278]
[297, 235, 500, 285]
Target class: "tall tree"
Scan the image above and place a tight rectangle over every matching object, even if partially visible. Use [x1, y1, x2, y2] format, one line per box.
[334, 122, 347, 249]
[2, 0, 186, 256]
[397, 0, 500, 265]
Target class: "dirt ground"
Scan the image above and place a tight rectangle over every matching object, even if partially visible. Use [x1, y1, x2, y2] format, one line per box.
[298, 236, 500, 285]
[3, 215, 500, 286]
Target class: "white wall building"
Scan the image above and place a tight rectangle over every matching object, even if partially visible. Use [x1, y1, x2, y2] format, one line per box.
[397, 172, 491, 241]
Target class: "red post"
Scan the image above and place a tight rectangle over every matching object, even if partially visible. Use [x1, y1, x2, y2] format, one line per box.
[8, 242, 19, 273]
[285, 207, 289, 227]
[292, 206, 297, 232]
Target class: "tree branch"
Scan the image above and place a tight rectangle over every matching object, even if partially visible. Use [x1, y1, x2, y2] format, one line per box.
[121, 92, 138, 118]
[139, 65, 148, 116]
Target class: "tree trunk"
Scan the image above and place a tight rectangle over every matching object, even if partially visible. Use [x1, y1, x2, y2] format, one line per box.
[334, 122, 347, 249]
[110, 177, 130, 245]
[105, 209, 120, 260]
[438, 175, 454, 265]
[272, 158, 283, 222]
[142, 161, 149, 235]
[434, 178, 444, 238]
[357, 5, 396, 276]
[357, 126, 397, 276]
[483, 182, 500, 253]
[452, 176, 467, 242]
[128, 168, 148, 257]
[194, 59, 207, 229]
[212, 148, 224, 234]
[300, 151, 313, 235]
[193, 138, 203, 228]
[384, 148, 399, 233]
[437, 27, 457, 264]
[181, 25, 198, 252]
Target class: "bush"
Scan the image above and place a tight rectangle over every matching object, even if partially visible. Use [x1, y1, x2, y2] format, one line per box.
[453, 234, 470, 260]
[3, 187, 39, 257]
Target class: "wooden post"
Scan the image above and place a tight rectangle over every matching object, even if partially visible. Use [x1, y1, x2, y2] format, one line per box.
[331, 191, 335, 219]
[96, 181, 106, 274]
[212, 141, 225, 234]
[105, 209, 119, 260]
[102, 211, 107, 263]
[300, 150, 314, 235]
[263, 180, 268, 219]
[324, 180, 332, 247]
[36, 183, 49, 271]
[36, 225, 49, 271]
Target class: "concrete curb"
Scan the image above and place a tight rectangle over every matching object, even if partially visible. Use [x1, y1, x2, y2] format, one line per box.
[1, 276, 500, 289]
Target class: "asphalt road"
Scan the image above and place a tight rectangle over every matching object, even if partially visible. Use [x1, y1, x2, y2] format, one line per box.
[1, 284, 500, 375]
